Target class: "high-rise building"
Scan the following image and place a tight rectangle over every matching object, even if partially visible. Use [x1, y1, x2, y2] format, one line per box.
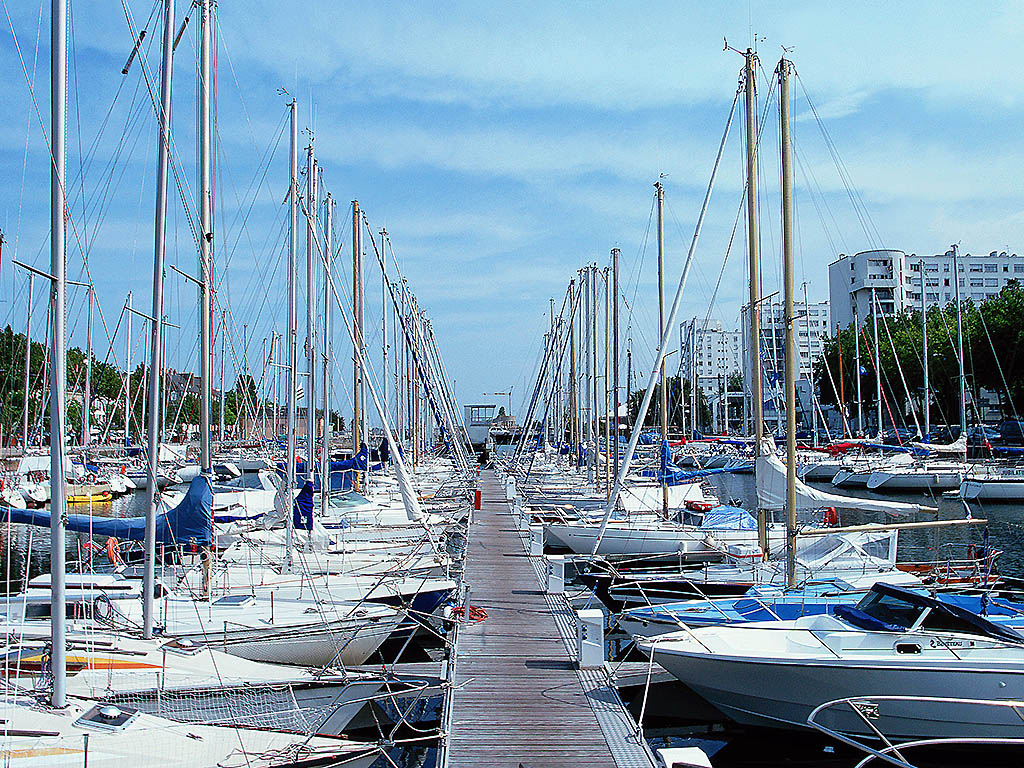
[740, 298, 831, 431]
[829, 248, 1023, 329]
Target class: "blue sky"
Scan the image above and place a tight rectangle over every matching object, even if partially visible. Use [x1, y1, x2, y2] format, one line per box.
[1, 1, 1022, 424]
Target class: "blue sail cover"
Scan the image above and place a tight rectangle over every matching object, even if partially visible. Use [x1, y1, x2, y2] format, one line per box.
[0, 475, 213, 546]
[293, 480, 314, 531]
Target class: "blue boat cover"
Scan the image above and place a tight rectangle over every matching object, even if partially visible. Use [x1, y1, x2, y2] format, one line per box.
[700, 505, 757, 530]
[293, 480, 314, 531]
[0, 475, 213, 546]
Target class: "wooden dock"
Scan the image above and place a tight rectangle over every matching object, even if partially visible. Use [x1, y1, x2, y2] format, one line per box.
[445, 470, 653, 767]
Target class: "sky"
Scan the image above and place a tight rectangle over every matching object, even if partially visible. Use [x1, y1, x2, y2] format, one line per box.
[1, 1, 1022, 426]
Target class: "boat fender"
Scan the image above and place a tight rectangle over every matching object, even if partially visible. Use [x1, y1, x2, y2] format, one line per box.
[105, 537, 123, 568]
[823, 507, 838, 526]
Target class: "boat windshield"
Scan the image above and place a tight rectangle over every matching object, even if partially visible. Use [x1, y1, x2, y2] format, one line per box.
[853, 589, 924, 629]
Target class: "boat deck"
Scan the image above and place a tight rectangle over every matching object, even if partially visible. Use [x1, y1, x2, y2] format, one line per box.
[445, 469, 654, 767]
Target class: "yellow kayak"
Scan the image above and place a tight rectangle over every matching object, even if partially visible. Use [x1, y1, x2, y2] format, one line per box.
[66, 491, 113, 504]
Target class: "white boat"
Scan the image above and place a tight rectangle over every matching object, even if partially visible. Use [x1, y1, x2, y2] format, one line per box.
[960, 466, 1024, 501]
[641, 582, 1024, 740]
[0, 692, 379, 767]
[865, 461, 970, 492]
[7, 632, 388, 735]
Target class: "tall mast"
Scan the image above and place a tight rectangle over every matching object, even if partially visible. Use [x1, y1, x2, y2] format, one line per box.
[854, 306, 862, 436]
[22, 274, 33, 449]
[583, 268, 592, 481]
[569, 278, 577, 466]
[218, 315, 225, 440]
[143, 0, 174, 640]
[49, 0, 68, 707]
[743, 49, 766, 552]
[591, 265, 599, 489]
[198, 0, 213, 472]
[284, 98, 298, 571]
[352, 200, 362, 490]
[779, 56, 798, 589]
[305, 145, 317, 481]
[872, 288, 882, 435]
[920, 259, 930, 435]
[381, 228, 388, 424]
[321, 193, 333, 520]
[744, 49, 763, 450]
[125, 292, 132, 443]
[612, 248, 620, 480]
[82, 284, 93, 446]
[603, 267, 611, 495]
[952, 245, 967, 436]
[655, 180, 669, 515]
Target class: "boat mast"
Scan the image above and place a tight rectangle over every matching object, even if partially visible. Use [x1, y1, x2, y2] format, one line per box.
[569, 278, 577, 467]
[352, 200, 362, 490]
[872, 288, 882, 436]
[779, 56, 798, 589]
[591, 265, 599, 490]
[612, 248, 620, 479]
[381, 228, 388, 424]
[218, 314, 225, 440]
[604, 267, 611, 496]
[198, 0, 212, 472]
[655, 180, 669, 515]
[920, 259, 930, 436]
[22, 273, 33, 449]
[125, 291, 132, 443]
[284, 98, 298, 571]
[321, 193, 332, 520]
[143, 0, 175, 639]
[952, 244, 967, 437]
[854, 306, 862, 436]
[744, 48, 766, 552]
[82, 284, 93, 446]
[49, 0, 68, 708]
[305, 144, 317, 483]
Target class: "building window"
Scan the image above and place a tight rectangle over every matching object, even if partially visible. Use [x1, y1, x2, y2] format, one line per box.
[985, 278, 998, 287]
[985, 264, 998, 273]
[1014, 264, 1024, 273]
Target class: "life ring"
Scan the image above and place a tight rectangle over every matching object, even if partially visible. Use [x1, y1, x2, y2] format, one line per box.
[83, 472, 96, 485]
[105, 537, 123, 568]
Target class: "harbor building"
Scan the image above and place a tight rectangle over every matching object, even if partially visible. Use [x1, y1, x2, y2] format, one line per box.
[680, 319, 743, 433]
[829, 248, 1024, 329]
[736, 298, 831, 433]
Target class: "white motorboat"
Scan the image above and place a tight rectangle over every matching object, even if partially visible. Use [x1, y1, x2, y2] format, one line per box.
[641, 582, 1024, 740]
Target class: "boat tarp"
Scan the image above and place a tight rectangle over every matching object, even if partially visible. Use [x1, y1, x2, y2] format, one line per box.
[755, 438, 925, 515]
[293, 480, 314, 531]
[910, 433, 967, 457]
[701, 506, 758, 530]
[0, 475, 212, 545]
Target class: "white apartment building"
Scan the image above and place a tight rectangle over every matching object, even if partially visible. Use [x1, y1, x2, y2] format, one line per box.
[680, 318, 742, 432]
[829, 248, 1023, 329]
[739, 299, 831, 430]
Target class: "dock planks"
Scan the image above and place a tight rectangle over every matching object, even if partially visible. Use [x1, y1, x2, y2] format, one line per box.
[446, 470, 620, 766]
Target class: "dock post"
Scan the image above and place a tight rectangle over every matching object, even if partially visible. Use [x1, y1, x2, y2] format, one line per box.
[529, 523, 544, 556]
[505, 476, 517, 500]
[545, 554, 565, 594]
[576, 608, 605, 668]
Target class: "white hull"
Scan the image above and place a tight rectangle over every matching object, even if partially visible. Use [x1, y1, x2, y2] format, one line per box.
[653, 645, 1024, 740]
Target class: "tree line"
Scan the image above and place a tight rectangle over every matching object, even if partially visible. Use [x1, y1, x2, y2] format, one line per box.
[813, 280, 1024, 429]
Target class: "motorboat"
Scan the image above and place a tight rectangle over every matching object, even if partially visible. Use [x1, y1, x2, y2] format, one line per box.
[641, 583, 1024, 740]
